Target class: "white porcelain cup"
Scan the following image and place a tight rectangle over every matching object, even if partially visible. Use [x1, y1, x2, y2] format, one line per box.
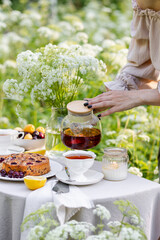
[0, 129, 24, 154]
[63, 150, 96, 181]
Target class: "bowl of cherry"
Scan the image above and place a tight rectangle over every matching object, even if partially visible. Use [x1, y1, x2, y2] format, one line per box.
[13, 124, 45, 151]
[0, 169, 24, 179]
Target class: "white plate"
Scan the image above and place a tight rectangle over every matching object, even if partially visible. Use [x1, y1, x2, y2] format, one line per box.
[56, 169, 104, 186]
[0, 145, 25, 155]
[0, 160, 63, 182]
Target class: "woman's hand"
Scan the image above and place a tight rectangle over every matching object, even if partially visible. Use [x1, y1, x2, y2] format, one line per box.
[84, 89, 160, 117]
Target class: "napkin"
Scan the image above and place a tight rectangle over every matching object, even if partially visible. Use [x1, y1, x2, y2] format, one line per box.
[20, 180, 94, 240]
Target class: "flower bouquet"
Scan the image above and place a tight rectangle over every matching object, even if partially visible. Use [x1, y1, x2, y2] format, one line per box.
[3, 43, 106, 108]
[3, 43, 106, 157]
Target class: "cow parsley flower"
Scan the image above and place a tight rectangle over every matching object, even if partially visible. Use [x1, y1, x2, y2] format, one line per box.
[86, 231, 115, 240]
[118, 227, 143, 240]
[107, 221, 121, 228]
[76, 32, 88, 44]
[93, 205, 111, 220]
[37, 27, 60, 41]
[73, 21, 84, 31]
[0, 21, 6, 31]
[27, 226, 45, 240]
[67, 221, 95, 239]
[45, 224, 70, 240]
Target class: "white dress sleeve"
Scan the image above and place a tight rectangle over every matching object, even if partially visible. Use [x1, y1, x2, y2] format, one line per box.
[105, 0, 160, 91]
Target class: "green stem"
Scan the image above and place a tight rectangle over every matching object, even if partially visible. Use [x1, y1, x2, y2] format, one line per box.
[117, 215, 126, 237]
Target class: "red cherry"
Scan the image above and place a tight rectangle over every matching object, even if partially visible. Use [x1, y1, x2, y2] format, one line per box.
[38, 132, 45, 139]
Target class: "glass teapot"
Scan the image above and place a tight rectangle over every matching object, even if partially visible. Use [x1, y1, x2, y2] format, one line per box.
[61, 100, 102, 150]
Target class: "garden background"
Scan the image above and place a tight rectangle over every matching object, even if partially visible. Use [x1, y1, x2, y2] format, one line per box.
[0, 0, 159, 181]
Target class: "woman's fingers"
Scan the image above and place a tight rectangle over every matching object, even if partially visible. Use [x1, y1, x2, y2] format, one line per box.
[100, 107, 119, 117]
[88, 93, 112, 105]
[93, 107, 107, 114]
[89, 101, 113, 110]
[84, 90, 143, 117]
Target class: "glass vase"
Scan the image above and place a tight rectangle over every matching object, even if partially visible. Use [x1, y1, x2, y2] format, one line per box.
[45, 107, 69, 161]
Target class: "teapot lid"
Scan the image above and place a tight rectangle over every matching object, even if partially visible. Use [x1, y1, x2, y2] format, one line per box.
[67, 100, 92, 114]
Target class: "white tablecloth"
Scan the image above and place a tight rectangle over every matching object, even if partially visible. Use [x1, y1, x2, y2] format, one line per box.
[0, 161, 160, 240]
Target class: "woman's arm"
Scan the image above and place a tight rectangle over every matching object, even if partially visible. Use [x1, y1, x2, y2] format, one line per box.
[85, 88, 160, 117]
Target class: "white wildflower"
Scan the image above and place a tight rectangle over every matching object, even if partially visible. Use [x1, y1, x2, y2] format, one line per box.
[111, 50, 128, 68]
[154, 167, 159, 175]
[4, 60, 17, 68]
[107, 221, 121, 228]
[105, 131, 116, 136]
[102, 7, 112, 13]
[27, 225, 45, 240]
[59, 21, 75, 34]
[105, 139, 116, 146]
[0, 117, 9, 125]
[3, 79, 22, 100]
[0, 44, 9, 58]
[2, 0, 12, 7]
[76, 32, 88, 44]
[115, 39, 125, 46]
[121, 114, 148, 123]
[67, 221, 95, 239]
[128, 167, 143, 177]
[81, 44, 103, 57]
[73, 21, 84, 31]
[0, 21, 6, 31]
[102, 39, 116, 49]
[45, 224, 70, 240]
[20, 15, 33, 28]
[3, 32, 28, 45]
[118, 227, 142, 240]
[93, 204, 111, 220]
[116, 134, 128, 142]
[37, 27, 60, 41]
[138, 134, 150, 142]
[29, 11, 41, 21]
[10, 10, 21, 23]
[0, 12, 7, 22]
[86, 231, 115, 240]
[129, 215, 140, 225]
[122, 36, 131, 45]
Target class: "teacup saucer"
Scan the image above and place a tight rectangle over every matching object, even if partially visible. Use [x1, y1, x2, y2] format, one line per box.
[0, 145, 25, 155]
[56, 169, 104, 186]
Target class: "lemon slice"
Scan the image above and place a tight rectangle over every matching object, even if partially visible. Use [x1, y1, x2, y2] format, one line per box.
[25, 149, 46, 155]
[24, 176, 47, 190]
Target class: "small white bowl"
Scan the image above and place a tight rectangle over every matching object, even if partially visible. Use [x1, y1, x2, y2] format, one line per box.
[63, 150, 96, 181]
[14, 138, 45, 151]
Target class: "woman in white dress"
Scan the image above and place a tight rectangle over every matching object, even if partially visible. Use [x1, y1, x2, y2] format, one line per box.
[84, 0, 160, 117]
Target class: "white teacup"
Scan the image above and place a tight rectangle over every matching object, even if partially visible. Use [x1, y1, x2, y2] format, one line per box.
[63, 150, 96, 181]
[0, 129, 24, 154]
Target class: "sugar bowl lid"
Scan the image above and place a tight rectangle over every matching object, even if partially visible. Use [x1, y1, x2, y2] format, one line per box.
[67, 100, 92, 114]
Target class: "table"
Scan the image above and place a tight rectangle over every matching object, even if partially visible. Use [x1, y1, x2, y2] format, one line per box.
[0, 161, 160, 240]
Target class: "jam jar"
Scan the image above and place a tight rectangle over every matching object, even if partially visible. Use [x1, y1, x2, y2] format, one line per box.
[61, 100, 102, 150]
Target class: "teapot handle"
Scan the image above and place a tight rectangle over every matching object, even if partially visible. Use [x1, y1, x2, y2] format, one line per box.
[17, 131, 25, 139]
